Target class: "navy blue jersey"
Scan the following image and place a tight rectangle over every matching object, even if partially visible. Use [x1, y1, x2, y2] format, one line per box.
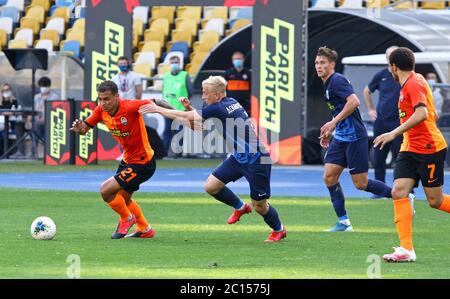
[201, 97, 266, 164]
[323, 73, 367, 141]
[368, 68, 401, 122]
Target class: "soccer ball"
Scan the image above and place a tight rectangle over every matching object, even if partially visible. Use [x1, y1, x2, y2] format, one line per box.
[31, 216, 56, 240]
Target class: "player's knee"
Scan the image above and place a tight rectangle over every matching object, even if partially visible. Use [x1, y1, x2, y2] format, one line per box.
[99, 184, 113, 202]
[353, 180, 367, 191]
[391, 188, 409, 199]
[204, 183, 219, 195]
[427, 196, 442, 209]
[323, 174, 338, 186]
[252, 201, 268, 215]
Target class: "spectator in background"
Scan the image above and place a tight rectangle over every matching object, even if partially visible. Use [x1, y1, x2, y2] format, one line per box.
[161, 55, 193, 157]
[111, 56, 142, 100]
[0, 83, 18, 109]
[363, 46, 402, 199]
[426, 72, 444, 117]
[224, 51, 251, 115]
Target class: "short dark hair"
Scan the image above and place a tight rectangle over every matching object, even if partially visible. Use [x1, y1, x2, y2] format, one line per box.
[97, 80, 118, 94]
[38, 76, 51, 87]
[316, 46, 338, 63]
[117, 56, 129, 63]
[389, 47, 414, 71]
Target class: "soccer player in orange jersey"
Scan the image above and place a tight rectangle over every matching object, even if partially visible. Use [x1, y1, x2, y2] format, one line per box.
[374, 47, 450, 262]
[70, 80, 172, 239]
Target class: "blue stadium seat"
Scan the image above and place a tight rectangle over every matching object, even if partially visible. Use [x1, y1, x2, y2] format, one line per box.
[169, 41, 190, 62]
[236, 7, 252, 20]
[0, 0, 8, 5]
[62, 40, 81, 58]
[0, 6, 20, 23]
[56, 0, 75, 7]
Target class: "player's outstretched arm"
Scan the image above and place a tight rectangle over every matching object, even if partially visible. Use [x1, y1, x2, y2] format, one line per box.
[139, 102, 202, 130]
[70, 119, 91, 135]
[153, 98, 175, 110]
[179, 97, 194, 111]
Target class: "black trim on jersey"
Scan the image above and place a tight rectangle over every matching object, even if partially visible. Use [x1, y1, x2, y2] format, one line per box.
[84, 120, 94, 128]
[413, 102, 427, 110]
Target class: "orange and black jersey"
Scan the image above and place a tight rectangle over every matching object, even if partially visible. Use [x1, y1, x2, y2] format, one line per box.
[398, 72, 447, 154]
[225, 67, 251, 100]
[85, 99, 154, 164]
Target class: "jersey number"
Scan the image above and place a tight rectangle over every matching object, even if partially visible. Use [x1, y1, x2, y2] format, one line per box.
[118, 168, 137, 183]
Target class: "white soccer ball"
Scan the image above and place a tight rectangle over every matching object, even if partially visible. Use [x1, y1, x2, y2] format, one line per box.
[31, 216, 56, 240]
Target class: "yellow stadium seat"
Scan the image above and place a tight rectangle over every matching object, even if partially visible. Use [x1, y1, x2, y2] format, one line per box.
[132, 33, 139, 49]
[186, 62, 201, 76]
[26, 0, 51, 12]
[198, 30, 220, 44]
[393, 0, 418, 9]
[203, 6, 228, 23]
[133, 18, 144, 37]
[226, 18, 251, 36]
[151, 6, 175, 25]
[133, 63, 153, 77]
[143, 29, 165, 44]
[8, 39, 28, 49]
[176, 6, 202, 24]
[149, 18, 170, 36]
[19, 17, 41, 35]
[175, 18, 198, 36]
[0, 28, 7, 47]
[167, 29, 192, 48]
[193, 40, 216, 53]
[25, 5, 45, 23]
[72, 18, 85, 31]
[65, 29, 84, 47]
[365, 0, 390, 8]
[141, 40, 162, 59]
[190, 51, 209, 64]
[421, 1, 446, 9]
[49, 7, 70, 23]
[40, 29, 60, 46]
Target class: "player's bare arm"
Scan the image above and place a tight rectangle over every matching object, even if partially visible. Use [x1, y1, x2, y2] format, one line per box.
[70, 119, 91, 135]
[363, 86, 377, 120]
[139, 102, 203, 129]
[373, 105, 428, 150]
[179, 97, 194, 111]
[153, 98, 175, 110]
[320, 93, 360, 138]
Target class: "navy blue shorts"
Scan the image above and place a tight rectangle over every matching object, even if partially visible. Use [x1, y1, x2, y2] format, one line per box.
[212, 155, 271, 201]
[324, 137, 369, 174]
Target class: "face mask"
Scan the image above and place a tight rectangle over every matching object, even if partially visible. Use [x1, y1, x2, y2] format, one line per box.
[119, 65, 129, 72]
[40, 87, 50, 94]
[2, 91, 11, 98]
[171, 63, 180, 73]
[427, 79, 436, 87]
[233, 59, 243, 69]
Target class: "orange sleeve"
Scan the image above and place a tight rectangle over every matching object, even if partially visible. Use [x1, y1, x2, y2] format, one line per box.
[85, 105, 103, 127]
[128, 99, 153, 113]
[407, 81, 428, 109]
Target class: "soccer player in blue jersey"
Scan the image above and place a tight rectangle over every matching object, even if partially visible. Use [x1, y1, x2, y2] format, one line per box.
[139, 76, 286, 242]
[315, 46, 405, 232]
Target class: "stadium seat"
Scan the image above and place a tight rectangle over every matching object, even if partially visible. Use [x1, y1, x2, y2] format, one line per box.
[49, 7, 70, 23]
[176, 6, 202, 24]
[193, 39, 217, 53]
[45, 17, 65, 35]
[200, 18, 224, 36]
[226, 18, 251, 36]
[203, 6, 228, 23]
[61, 39, 80, 57]
[55, 0, 75, 7]
[167, 29, 192, 48]
[19, 17, 41, 35]
[40, 28, 60, 46]
[190, 51, 209, 64]
[132, 32, 138, 49]
[366, 0, 390, 8]
[143, 29, 165, 44]
[421, 1, 446, 9]
[0, 28, 7, 47]
[149, 18, 170, 36]
[133, 6, 149, 25]
[74, 6, 86, 19]
[313, 0, 335, 7]
[168, 40, 190, 59]
[8, 38, 27, 48]
[0, 17, 13, 34]
[175, 18, 198, 36]
[26, 0, 51, 12]
[163, 51, 184, 69]
[235, 7, 252, 19]
[197, 30, 220, 45]
[393, 0, 418, 9]
[133, 18, 144, 37]
[0, 6, 20, 23]
[185, 62, 201, 76]
[135, 51, 156, 69]
[132, 63, 152, 77]
[35, 39, 53, 53]
[72, 18, 85, 31]
[0, 0, 7, 5]
[6, 0, 25, 11]
[141, 40, 162, 59]
[65, 28, 84, 47]
[25, 5, 45, 23]
[151, 6, 175, 25]
[340, 0, 363, 9]
[14, 28, 33, 46]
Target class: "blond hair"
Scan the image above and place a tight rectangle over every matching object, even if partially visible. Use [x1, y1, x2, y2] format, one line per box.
[202, 76, 227, 94]
[0, 83, 15, 107]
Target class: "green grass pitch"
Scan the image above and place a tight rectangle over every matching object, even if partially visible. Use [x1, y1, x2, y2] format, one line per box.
[1, 188, 449, 278]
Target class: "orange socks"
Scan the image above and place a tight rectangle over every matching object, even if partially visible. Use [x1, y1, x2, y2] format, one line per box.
[107, 192, 131, 221]
[439, 195, 450, 213]
[127, 200, 150, 231]
[393, 198, 414, 251]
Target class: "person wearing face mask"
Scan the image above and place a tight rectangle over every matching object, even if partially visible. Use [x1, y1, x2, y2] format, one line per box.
[426, 72, 444, 117]
[0, 83, 21, 158]
[111, 56, 142, 100]
[161, 55, 193, 157]
[224, 51, 251, 115]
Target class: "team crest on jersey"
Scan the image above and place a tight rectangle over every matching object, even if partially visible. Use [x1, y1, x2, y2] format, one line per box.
[243, 74, 248, 80]
[399, 92, 404, 102]
[120, 117, 128, 125]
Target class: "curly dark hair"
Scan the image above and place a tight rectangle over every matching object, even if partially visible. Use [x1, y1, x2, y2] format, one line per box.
[97, 80, 118, 94]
